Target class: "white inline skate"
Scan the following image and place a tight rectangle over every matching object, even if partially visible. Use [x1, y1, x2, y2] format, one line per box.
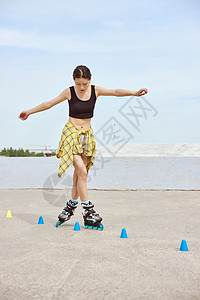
[81, 201, 103, 231]
[56, 198, 78, 227]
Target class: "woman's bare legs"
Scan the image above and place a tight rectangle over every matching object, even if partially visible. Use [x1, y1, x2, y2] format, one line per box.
[71, 168, 79, 200]
[72, 152, 90, 202]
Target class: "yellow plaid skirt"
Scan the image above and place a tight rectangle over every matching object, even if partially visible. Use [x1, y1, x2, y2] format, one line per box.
[56, 120, 96, 178]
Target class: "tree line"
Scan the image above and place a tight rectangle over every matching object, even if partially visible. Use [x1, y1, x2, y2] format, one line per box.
[0, 147, 56, 157]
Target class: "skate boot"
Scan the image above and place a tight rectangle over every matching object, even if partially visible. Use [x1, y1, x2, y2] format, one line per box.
[56, 198, 78, 227]
[81, 201, 103, 231]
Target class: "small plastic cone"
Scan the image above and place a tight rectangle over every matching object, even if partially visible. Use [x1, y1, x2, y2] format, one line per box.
[38, 216, 44, 224]
[74, 222, 80, 231]
[6, 210, 12, 218]
[179, 239, 189, 251]
[120, 228, 128, 238]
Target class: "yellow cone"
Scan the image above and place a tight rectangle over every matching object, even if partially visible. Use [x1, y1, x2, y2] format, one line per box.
[6, 210, 12, 218]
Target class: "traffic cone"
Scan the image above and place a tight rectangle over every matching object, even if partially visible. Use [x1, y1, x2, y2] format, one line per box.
[179, 239, 189, 251]
[6, 210, 12, 218]
[120, 228, 128, 238]
[38, 216, 44, 224]
[74, 222, 80, 231]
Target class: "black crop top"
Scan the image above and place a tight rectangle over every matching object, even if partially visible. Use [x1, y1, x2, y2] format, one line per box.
[68, 85, 97, 119]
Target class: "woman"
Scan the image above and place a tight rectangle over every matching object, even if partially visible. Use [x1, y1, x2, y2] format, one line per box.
[19, 65, 148, 230]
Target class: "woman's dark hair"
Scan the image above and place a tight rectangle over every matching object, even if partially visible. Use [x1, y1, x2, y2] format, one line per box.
[73, 65, 92, 80]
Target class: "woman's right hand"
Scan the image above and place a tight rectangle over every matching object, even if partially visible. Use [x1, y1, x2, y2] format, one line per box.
[18, 111, 30, 120]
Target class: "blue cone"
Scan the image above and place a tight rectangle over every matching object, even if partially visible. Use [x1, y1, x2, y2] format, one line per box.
[179, 239, 189, 251]
[120, 228, 128, 238]
[74, 222, 80, 231]
[38, 216, 44, 224]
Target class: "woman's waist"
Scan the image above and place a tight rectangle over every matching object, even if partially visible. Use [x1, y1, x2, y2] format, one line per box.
[68, 116, 91, 130]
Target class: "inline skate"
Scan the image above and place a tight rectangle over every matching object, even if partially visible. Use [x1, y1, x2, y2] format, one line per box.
[81, 201, 103, 231]
[56, 198, 78, 227]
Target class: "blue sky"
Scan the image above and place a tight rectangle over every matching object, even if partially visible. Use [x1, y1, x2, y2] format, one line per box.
[0, 0, 200, 151]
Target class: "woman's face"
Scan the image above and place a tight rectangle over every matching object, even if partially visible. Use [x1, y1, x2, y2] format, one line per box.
[74, 78, 91, 93]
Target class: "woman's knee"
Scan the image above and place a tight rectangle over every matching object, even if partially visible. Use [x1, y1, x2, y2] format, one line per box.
[77, 166, 88, 179]
[73, 154, 88, 179]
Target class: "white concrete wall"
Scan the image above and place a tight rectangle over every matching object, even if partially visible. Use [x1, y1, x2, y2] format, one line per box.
[1, 144, 200, 190]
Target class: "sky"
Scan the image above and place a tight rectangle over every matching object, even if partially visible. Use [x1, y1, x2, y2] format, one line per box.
[0, 0, 200, 152]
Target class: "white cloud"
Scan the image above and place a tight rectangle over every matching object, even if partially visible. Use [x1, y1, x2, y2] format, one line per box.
[0, 23, 199, 57]
[0, 28, 149, 53]
[0, 0, 199, 56]
[0, 28, 101, 52]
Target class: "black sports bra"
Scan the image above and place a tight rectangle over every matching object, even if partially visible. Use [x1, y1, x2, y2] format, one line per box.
[68, 85, 97, 119]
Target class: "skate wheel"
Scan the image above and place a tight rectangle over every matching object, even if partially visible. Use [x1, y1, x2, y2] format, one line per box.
[98, 223, 104, 231]
[88, 226, 93, 229]
[94, 226, 98, 230]
[84, 222, 88, 229]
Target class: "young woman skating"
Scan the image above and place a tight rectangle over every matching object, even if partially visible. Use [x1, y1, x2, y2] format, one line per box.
[19, 65, 148, 230]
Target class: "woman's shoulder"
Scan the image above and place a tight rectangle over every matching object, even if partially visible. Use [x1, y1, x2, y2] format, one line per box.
[94, 85, 100, 98]
[65, 87, 73, 101]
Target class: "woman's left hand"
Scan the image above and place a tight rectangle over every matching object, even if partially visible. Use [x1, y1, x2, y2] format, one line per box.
[135, 88, 148, 96]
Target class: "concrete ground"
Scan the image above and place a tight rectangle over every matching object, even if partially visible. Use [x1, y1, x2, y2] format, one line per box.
[0, 189, 200, 300]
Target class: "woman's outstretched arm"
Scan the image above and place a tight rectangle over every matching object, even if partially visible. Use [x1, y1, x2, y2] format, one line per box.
[18, 88, 69, 120]
[96, 86, 148, 97]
